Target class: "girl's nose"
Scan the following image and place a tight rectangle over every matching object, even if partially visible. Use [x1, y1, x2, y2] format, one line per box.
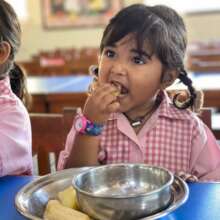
[111, 62, 127, 76]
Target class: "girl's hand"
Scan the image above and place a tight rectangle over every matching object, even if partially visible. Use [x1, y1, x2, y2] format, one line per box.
[175, 171, 198, 182]
[83, 83, 120, 124]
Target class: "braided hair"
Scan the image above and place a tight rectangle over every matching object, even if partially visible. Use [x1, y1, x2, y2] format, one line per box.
[174, 68, 196, 108]
[170, 67, 203, 112]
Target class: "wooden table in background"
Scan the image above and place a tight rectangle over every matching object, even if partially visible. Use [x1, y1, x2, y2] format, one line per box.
[27, 75, 91, 113]
[27, 73, 220, 113]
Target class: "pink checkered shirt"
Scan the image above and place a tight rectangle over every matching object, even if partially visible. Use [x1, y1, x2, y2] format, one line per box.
[0, 76, 32, 176]
[58, 92, 220, 181]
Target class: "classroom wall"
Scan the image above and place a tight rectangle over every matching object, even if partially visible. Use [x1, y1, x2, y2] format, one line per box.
[16, 0, 220, 61]
[184, 13, 220, 43]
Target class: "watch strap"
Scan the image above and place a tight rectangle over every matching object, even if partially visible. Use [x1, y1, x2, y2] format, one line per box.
[75, 114, 104, 136]
[84, 119, 104, 136]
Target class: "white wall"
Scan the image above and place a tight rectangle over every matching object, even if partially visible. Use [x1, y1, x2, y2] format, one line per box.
[16, 0, 220, 61]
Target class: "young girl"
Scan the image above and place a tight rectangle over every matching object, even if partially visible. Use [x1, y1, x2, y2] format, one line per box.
[0, 0, 32, 176]
[58, 4, 220, 181]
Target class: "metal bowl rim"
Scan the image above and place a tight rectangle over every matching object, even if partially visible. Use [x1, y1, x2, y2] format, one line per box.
[72, 164, 174, 199]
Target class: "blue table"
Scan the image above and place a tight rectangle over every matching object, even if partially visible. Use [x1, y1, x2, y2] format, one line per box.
[27, 75, 93, 94]
[27, 75, 93, 112]
[1, 175, 220, 220]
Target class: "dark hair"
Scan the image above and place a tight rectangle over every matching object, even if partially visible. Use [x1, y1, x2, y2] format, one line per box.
[0, 0, 21, 76]
[9, 63, 32, 110]
[100, 4, 199, 111]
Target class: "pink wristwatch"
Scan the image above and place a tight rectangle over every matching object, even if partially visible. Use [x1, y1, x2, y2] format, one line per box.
[74, 114, 104, 136]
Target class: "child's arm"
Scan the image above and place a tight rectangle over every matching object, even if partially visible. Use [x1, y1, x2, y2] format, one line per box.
[0, 105, 32, 176]
[58, 83, 120, 168]
[66, 132, 100, 167]
[190, 122, 220, 181]
[58, 124, 100, 169]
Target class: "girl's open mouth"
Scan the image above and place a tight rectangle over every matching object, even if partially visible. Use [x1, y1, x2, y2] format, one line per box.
[111, 81, 129, 97]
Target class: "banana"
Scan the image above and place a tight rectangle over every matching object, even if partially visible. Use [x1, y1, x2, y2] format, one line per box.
[44, 200, 90, 220]
[57, 186, 78, 209]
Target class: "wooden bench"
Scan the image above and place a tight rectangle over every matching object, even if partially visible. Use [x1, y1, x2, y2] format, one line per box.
[30, 107, 77, 175]
[199, 108, 212, 129]
[198, 108, 220, 141]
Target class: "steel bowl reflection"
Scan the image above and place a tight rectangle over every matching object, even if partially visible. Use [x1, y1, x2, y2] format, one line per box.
[72, 164, 174, 220]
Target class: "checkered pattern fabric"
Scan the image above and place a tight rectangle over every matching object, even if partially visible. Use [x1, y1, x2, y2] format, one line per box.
[98, 93, 201, 174]
[58, 91, 220, 181]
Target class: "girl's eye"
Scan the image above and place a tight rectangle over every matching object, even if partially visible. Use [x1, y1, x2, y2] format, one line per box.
[104, 49, 115, 58]
[133, 56, 146, 65]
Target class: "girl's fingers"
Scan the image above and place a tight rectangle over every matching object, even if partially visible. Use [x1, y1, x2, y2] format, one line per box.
[107, 101, 120, 113]
[88, 78, 99, 95]
[99, 93, 118, 112]
[84, 83, 120, 122]
[93, 83, 119, 101]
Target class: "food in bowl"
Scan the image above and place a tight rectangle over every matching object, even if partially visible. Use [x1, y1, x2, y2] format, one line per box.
[72, 164, 174, 220]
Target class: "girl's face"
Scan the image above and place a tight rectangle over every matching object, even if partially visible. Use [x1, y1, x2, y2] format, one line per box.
[98, 34, 163, 115]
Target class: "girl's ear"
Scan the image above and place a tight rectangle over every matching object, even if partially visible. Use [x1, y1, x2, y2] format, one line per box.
[0, 41, 11, 65]
[160, 70, 178, 89]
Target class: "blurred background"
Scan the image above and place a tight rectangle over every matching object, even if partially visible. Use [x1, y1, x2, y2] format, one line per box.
[6, 0, 220, 115]
[6, 0, 220, 175]
[8, 0, 220, 61]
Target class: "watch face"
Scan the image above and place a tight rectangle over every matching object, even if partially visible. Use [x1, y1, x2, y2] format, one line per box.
[75, 118, 83, 131]
[74, 115, 87, 133]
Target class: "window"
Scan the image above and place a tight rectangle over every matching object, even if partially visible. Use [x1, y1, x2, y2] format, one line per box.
[6, 0, 28, 21]
[144, 0, 220, 14]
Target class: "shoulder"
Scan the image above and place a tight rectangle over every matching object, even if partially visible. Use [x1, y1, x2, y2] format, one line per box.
[162, 103, 197, 120]
[158, 92, 202, 125]
[0, 97, 31, 150]
[158, 98, 207, 135]
[0, 93, 28, 115]
[0, 94, 30, 129]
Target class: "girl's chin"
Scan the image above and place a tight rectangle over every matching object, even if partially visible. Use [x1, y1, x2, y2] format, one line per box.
[117, 94, 139, 113]
[117, 104, 130, 114]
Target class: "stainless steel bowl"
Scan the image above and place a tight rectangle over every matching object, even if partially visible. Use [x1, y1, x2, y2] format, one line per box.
[72, 164, 174, 220]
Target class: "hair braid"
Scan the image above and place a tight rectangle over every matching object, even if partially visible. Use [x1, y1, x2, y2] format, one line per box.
[173, 69, 197, 110]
